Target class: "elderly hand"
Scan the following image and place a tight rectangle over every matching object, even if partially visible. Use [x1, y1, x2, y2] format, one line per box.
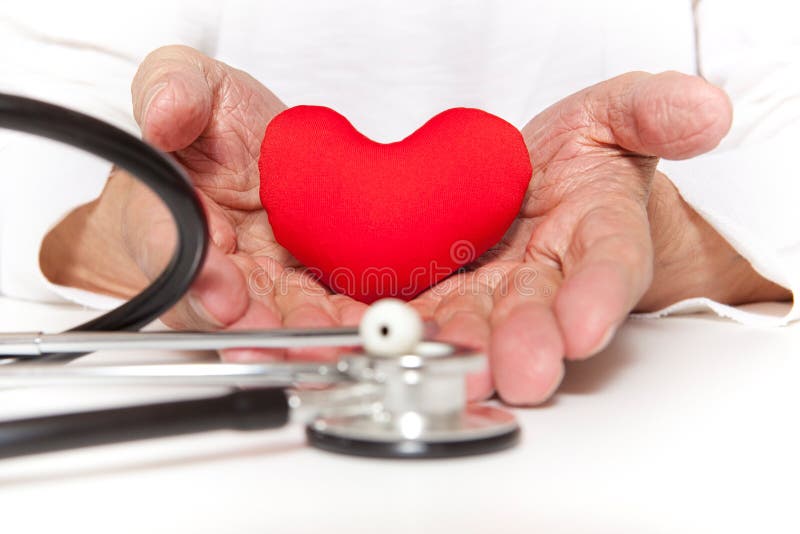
[40, 45, 369, 361]
[42, 52, 788, 400]
[411, 71, 788, 405]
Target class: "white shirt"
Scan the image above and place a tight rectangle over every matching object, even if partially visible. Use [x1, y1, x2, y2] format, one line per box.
[0, 0, 797, 325]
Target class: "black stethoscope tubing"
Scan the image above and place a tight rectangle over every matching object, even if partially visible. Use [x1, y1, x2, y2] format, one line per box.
[0, 92, 208, 363]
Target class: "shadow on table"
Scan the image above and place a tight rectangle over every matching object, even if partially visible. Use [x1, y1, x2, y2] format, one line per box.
[557, 321, 644, 396]
[0, 437, 304, 488]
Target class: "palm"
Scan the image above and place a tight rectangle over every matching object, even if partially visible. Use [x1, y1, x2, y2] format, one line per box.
[408, 143, 655, 385]
[167, 70, 290, 264]
[411, 72, 730, 404]
[410, 100, 656, 325]
[133, 51, 368, 355]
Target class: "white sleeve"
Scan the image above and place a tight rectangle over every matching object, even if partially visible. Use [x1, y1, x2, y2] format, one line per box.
[646, 0, 800, 326]
[0, 1, 220, 304]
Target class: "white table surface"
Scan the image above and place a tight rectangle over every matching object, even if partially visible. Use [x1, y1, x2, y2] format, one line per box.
[0, 296, 798, 533]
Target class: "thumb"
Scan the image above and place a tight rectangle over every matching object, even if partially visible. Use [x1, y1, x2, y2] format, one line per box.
[527, 71, 733, 162]
[132, 45, 217, 152]
[596, 71, 733, 160]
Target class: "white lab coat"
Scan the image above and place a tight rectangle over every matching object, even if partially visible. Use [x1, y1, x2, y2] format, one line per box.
[0, 0, 797, 324]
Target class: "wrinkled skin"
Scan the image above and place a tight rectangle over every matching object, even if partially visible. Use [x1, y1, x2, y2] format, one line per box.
[41, 45, 789, 405]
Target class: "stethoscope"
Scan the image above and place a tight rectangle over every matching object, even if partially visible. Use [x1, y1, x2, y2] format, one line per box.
[0, 93, 519, 460]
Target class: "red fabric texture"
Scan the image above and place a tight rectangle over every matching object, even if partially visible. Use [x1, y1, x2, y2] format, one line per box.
[258, 105, 532, 303]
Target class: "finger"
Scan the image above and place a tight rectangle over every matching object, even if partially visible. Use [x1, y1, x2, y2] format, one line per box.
[218, 255, 285, 361]
[436, 311, 493, 401]
[282, 304, 340, 362]
[438, 313, 493, 401]
[430, 275, 496, 401]
[132, 45, 287, 154]
[598, 71, 732, 159]
[218, 299, 285, 362]
[132, 45, 217, 152]
[119, 181, 249, 330]
[555, 202, 653, 360]
[159, 245, 250, 330]
[489, 264, 565, 405]
[120, 170, 237, 278]
[401, 283, 443, 321]
[328, 294, 369, 327]
[273, 269, 342, 361]
[112, 168, 250, 331]
[525, 71, 733, 163]
[195, 188, 237, 253]
[230, 254, 284, 318]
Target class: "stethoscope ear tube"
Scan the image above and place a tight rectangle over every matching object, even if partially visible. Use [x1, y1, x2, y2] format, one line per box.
[0, 388, 289, 460]
[0, 93, 208, 362]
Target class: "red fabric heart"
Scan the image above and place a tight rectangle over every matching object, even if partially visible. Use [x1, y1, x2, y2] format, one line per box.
[258, 106, 532, 304]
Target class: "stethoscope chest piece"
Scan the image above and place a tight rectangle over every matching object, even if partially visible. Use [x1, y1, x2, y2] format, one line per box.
[306, 341, 521, 459]
[306, 404, 520, 459]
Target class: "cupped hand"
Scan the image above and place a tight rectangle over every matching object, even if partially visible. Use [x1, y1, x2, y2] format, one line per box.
[130, 46, 375, 359]
[42, 55, 786, 401]
[42, 45, 368, 360]
[410, 71, 746, 404]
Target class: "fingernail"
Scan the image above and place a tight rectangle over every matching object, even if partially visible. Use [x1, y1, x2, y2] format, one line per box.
[141, 81, 167, 132]
[187, 294, 224, 328]
[587, 324, 618, 357]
